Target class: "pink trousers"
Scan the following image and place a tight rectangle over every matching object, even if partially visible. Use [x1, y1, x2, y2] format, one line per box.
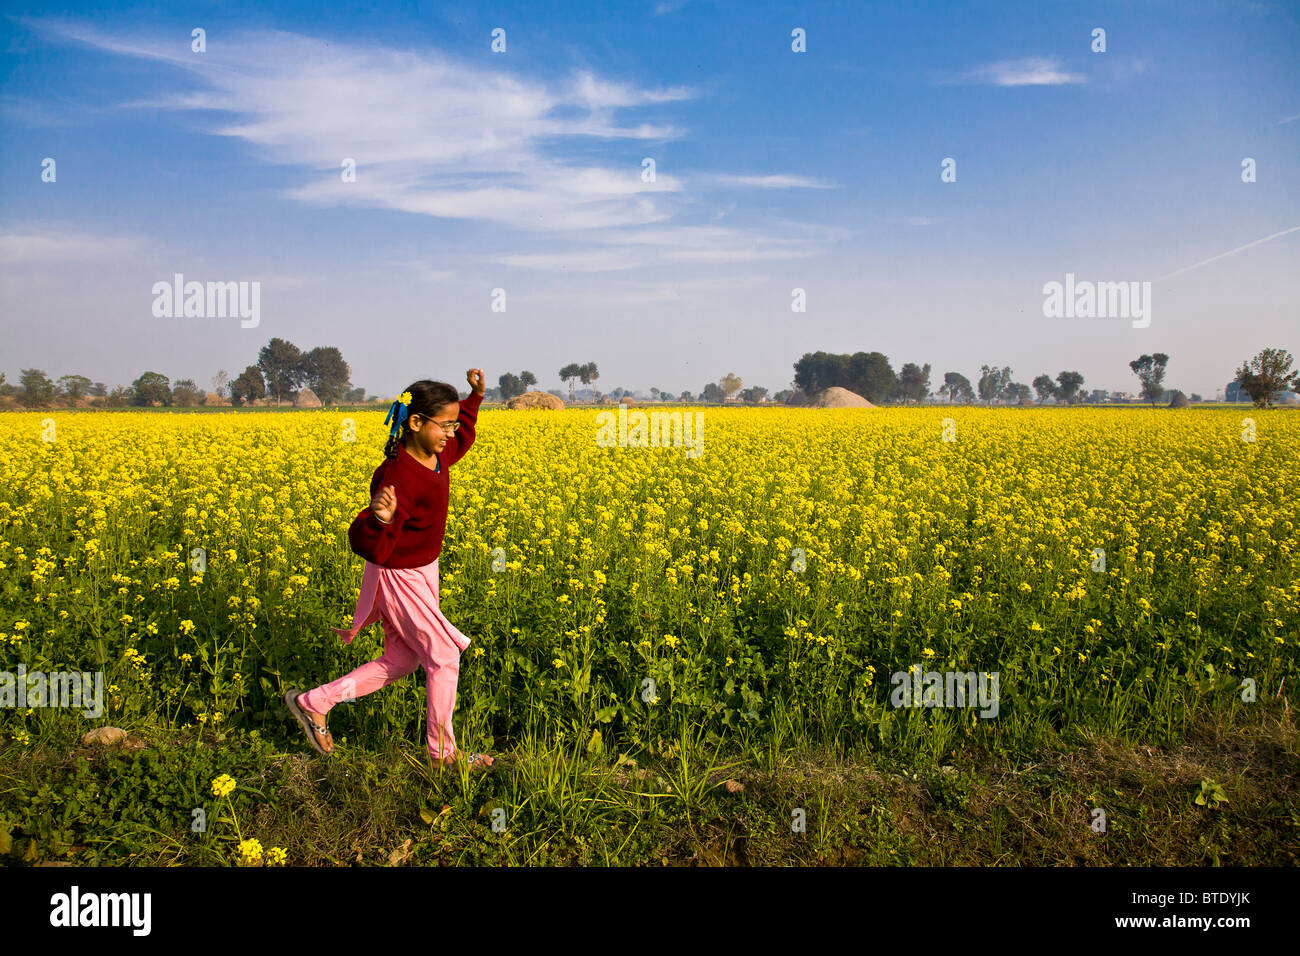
[298, 557, 471, 759]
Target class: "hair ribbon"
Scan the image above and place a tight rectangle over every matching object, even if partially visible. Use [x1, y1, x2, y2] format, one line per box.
[385, 391, 413, 438]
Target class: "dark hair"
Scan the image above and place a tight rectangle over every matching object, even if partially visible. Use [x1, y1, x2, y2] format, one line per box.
[383, 380, 460, 459]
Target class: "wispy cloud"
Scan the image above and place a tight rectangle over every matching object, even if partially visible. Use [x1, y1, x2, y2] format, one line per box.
[943, 56, 1085, 87]
[25, 19, 836, 270]
[1277, 112, 1300, 125]
[700, 173, 836, 189]
[877, 215, 943, 227]
[28, 21, 692, 235]
[0, 228, 142, 264]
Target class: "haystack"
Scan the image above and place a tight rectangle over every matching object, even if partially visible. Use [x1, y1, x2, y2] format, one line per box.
[203, 392, 231, 407]
[507, 390, 565, 410]
[814, 386, 874, 408]
[294, 387, 322, 408]
[1167, 390, 1190, 409]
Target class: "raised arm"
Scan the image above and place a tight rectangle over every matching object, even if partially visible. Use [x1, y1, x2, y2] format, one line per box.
[443, 369, 486, 467]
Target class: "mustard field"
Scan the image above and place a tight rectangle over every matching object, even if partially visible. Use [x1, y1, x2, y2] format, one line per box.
[2, 406, 1296, 762]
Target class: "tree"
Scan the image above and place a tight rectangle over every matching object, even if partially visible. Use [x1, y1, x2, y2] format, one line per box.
[719, 373, 743, 401]
[701, 382, 724, 403]
[212, 370, 230, 399]
[89, 382, 108, 397]
[19, 369, 55, 407]
[230, 365, 266, 407]
[131, 372, 171, 406]
[741, 386, 768, 404]
[793, 350, 897, 403]
[1007, 382, 1032, 405]
[106, 385, 133, 407]
[520, 371, 537, 389]
[1055, 371, 1085, 405]
[558, 363, 583, 402]
[171, 379, 203, 406]
[896, 363, 931, 404]
[58, 375, 92, 401]
[977, 365, 1011, 404]
[650, 387, 660, 401]
[1129, 353, 1170, 406]
[299, 346, 351, 405]
[1235, 348, 1298, 409]
[1088, 388, 1110, 404]
[942, 372, 973, 404]
[498, 372, 524, 400]
[680, 390, 693, 403]
[343, 386, 367, 403]
[258, 338, 304, 404]
[1032, 374, 1058, 403]
[849, 352, 897, 403]
[579, 362, 599, 398]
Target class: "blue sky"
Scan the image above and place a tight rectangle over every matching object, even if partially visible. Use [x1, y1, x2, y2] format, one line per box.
[1, 0, 1297, 399]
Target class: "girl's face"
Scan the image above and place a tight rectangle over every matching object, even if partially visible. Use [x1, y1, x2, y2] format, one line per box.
[406, 402, 460, 457]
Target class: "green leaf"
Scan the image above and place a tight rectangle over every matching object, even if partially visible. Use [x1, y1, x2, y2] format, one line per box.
[419, 808, 435, 825]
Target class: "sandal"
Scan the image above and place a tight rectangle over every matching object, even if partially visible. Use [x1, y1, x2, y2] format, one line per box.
[285, 688, 333, 756]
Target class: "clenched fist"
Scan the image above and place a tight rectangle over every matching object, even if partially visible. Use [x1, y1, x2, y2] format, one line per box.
[467, 368, 486, 395]
[371, 485, 397, 524]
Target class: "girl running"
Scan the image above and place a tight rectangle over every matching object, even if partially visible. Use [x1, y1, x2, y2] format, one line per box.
[286, 369, 494, 771]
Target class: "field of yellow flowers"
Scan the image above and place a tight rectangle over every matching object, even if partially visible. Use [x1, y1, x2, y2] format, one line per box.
[2, 405, 1296, 768]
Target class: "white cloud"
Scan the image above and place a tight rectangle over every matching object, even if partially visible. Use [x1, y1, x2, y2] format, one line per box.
[25, 19, 839, 274]
[702, 173, 836, 189]
[945, 57, 1085, 87]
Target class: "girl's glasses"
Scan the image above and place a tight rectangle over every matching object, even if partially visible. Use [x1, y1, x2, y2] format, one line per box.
[411, 415, 460, 433]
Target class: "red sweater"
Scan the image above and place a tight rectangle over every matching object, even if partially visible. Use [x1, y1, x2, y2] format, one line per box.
[347, 391, 483, 568]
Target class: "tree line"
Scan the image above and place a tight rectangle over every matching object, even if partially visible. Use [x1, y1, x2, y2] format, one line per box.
[790, 347, 1298, 408]
[4, 345, 1296, 411]
[2, 338, 358, 408]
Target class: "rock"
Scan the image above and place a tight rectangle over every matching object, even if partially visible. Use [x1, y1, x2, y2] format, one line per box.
[294, 387, 322, 408]
[387, 838, 414, 866]
[80, 726, 147, 749]
[506, 390, 565, 410]
[814, 386, 875, 408]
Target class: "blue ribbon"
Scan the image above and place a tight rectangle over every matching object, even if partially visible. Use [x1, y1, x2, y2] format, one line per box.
[384, 399, 409, 438]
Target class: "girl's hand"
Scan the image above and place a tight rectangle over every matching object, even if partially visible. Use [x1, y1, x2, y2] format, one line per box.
[371, 485, 397, 524]
[467, 368, 486, 395]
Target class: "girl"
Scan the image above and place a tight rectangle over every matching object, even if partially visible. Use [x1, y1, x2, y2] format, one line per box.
[285, 369, 494, 771]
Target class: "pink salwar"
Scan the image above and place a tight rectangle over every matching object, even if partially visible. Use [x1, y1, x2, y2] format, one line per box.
[298, 557, 471, 759]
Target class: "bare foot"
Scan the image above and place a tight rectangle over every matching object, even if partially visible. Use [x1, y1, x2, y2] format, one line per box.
[438, 750, 494, 770]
